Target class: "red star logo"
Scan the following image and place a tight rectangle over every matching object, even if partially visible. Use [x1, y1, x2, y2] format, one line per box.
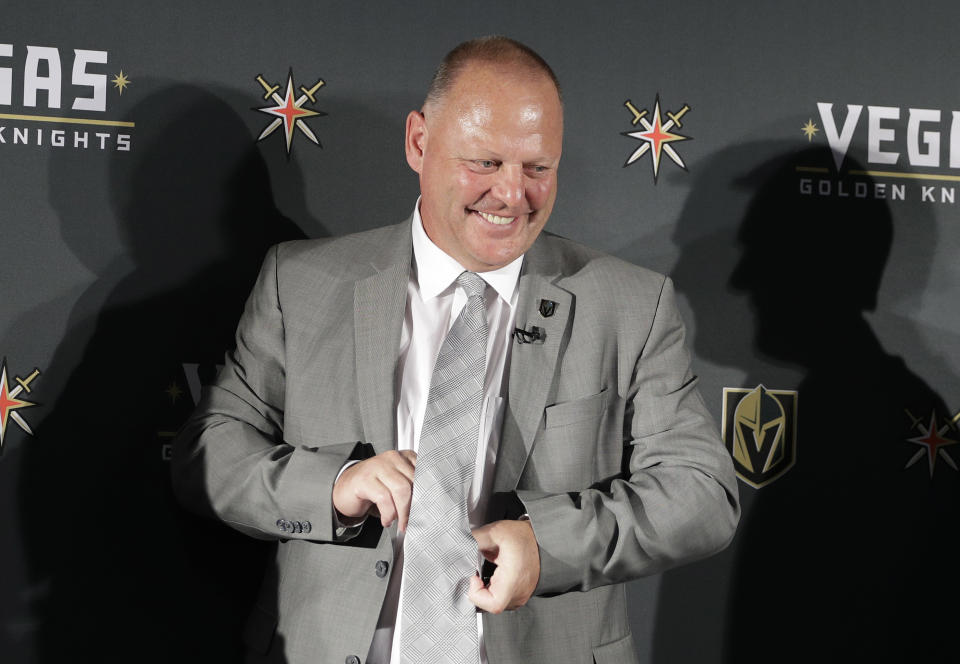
[255, 70, 325, 155]
[906, 412, 959, 477]
[0, 360, 37, 448]
[623, 96, 690, 182]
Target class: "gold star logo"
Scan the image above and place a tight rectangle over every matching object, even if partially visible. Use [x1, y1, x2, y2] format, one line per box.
[0, 360, 41, 450]
[904, 410, 960, 477]
[112, 70, 131, 95]
[622, 96, 691, 183]
[801, 118, 819, 141]
[255, 70, 326, 155]
[165, 382, 183, 404]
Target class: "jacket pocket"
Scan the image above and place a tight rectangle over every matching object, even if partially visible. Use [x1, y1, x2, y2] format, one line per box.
[243, 603, 278, 655]
[544, 388, 608, 429]
[526, 389, 613, 492]
[592, 633, 639, 664]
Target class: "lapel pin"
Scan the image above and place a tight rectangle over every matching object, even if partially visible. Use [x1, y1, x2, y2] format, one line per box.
[539, 299, 557, 317]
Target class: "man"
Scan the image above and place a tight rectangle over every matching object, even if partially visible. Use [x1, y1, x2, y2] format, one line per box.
[173, 36, 739, 664]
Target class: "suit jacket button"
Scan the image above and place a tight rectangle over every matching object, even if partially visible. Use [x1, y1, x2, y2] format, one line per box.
[375, 560, 389, 578]
[294, 521, 303, 534]
[346, 656, 361, 664]
[276, 519, 287, 532]
[302, 521, 312, 534]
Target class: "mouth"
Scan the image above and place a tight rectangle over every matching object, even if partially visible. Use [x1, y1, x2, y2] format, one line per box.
[471, 209, 521, 226]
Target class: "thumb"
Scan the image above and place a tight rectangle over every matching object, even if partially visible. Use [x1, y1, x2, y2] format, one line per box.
[471, 524, 495, 551]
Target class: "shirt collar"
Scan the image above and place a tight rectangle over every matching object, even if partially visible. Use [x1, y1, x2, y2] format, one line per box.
[411, 199, 523, 306]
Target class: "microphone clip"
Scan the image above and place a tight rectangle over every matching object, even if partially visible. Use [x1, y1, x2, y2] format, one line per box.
[513, 326, 545, 344]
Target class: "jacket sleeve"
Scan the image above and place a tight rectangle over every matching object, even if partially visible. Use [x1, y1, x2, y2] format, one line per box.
[519, 277, 740, 595]
[171, 244, 364, 543]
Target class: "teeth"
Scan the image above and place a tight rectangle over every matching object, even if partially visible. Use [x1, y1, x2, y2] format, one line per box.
[476, 211, 515, 225]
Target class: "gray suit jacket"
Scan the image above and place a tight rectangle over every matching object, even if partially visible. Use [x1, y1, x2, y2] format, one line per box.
[172, 219, 739, 664]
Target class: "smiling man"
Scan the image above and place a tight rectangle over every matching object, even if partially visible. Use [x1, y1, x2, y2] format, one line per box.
[173, 36, 739, 664]
[408, 56, 562, 273]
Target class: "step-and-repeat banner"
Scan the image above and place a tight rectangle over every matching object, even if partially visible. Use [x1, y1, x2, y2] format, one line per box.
[3, 3, 958, 662]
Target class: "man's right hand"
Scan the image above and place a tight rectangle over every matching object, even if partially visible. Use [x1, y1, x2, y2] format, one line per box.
[332, 450, 417, 531]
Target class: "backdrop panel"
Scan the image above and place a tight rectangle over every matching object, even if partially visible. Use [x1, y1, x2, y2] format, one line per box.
[2, 2, 958, 662]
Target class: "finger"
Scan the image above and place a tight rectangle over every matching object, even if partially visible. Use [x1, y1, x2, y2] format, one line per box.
[365, 478, 398, 527]
[467, 574, 498, 612]
[396, 489, 412, 533]
[376, 450, 415, 483]
[489, 563, 524, 612]
[391, 453, 416, 483]
[469, 573, 485, 594]
[378, 468, 414, 532]
[469, 572, 509, 614]
[399, 449, 417, 467]
[471, 524, 495, 551]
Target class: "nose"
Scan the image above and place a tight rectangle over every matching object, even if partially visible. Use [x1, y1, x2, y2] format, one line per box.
[491, 164, 524, 208]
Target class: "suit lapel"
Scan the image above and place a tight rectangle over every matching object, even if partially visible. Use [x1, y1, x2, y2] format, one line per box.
[494, 240, 572, 492]
[354, 221, 412, 456]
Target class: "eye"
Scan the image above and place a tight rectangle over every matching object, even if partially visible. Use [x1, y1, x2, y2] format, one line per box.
[475, 159, 497, 169]
[527, 165, 549, 175]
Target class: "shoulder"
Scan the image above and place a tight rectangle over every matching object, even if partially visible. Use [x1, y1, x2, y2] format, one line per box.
[531, 231, 668, 301]
[529, 232, 683, 365]
[267, 220, 411, 283]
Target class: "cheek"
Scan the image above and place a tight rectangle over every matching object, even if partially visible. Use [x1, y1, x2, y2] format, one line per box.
[453, 170, 485, 200]
[527, 178, 556, 208]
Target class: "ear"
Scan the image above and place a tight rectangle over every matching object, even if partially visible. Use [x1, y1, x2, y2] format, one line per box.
[405, 110, 427, 173]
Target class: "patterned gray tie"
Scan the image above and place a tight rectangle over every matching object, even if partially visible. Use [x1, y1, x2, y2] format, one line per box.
[399, 271, 488, 664]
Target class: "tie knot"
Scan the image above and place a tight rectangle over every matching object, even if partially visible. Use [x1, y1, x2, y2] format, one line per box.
[456, 271, 487, 300]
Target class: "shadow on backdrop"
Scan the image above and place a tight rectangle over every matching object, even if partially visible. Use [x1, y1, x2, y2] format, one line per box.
[16, 82, 310, 663]
[654, 143, 960, 663]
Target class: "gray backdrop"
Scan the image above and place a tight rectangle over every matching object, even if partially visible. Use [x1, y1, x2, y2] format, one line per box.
[3, 2, 959, 662]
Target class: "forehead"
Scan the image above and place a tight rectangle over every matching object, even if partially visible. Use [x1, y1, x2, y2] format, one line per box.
[435, 62, 563, 141]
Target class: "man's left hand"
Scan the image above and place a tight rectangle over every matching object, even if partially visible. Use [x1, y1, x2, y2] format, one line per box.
[468, 519, 540, 613]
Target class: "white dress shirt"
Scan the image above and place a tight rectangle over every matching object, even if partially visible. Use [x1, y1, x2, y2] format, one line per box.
[365, 202, 522, 664]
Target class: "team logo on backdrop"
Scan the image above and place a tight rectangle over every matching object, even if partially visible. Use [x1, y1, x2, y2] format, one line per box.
[157, 362, 223, 461]
[722, 385, 798, 488]
[0, 43, 133, 152]
[798, 102, 960, 204]
[0, 359, 41, 451]
[903, 408, 960, 477]
[253, 69, 326, 155]
[621, 95, 691, 183]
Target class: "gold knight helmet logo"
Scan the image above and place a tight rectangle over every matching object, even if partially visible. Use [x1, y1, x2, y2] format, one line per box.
[722, 384, 799, 488]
